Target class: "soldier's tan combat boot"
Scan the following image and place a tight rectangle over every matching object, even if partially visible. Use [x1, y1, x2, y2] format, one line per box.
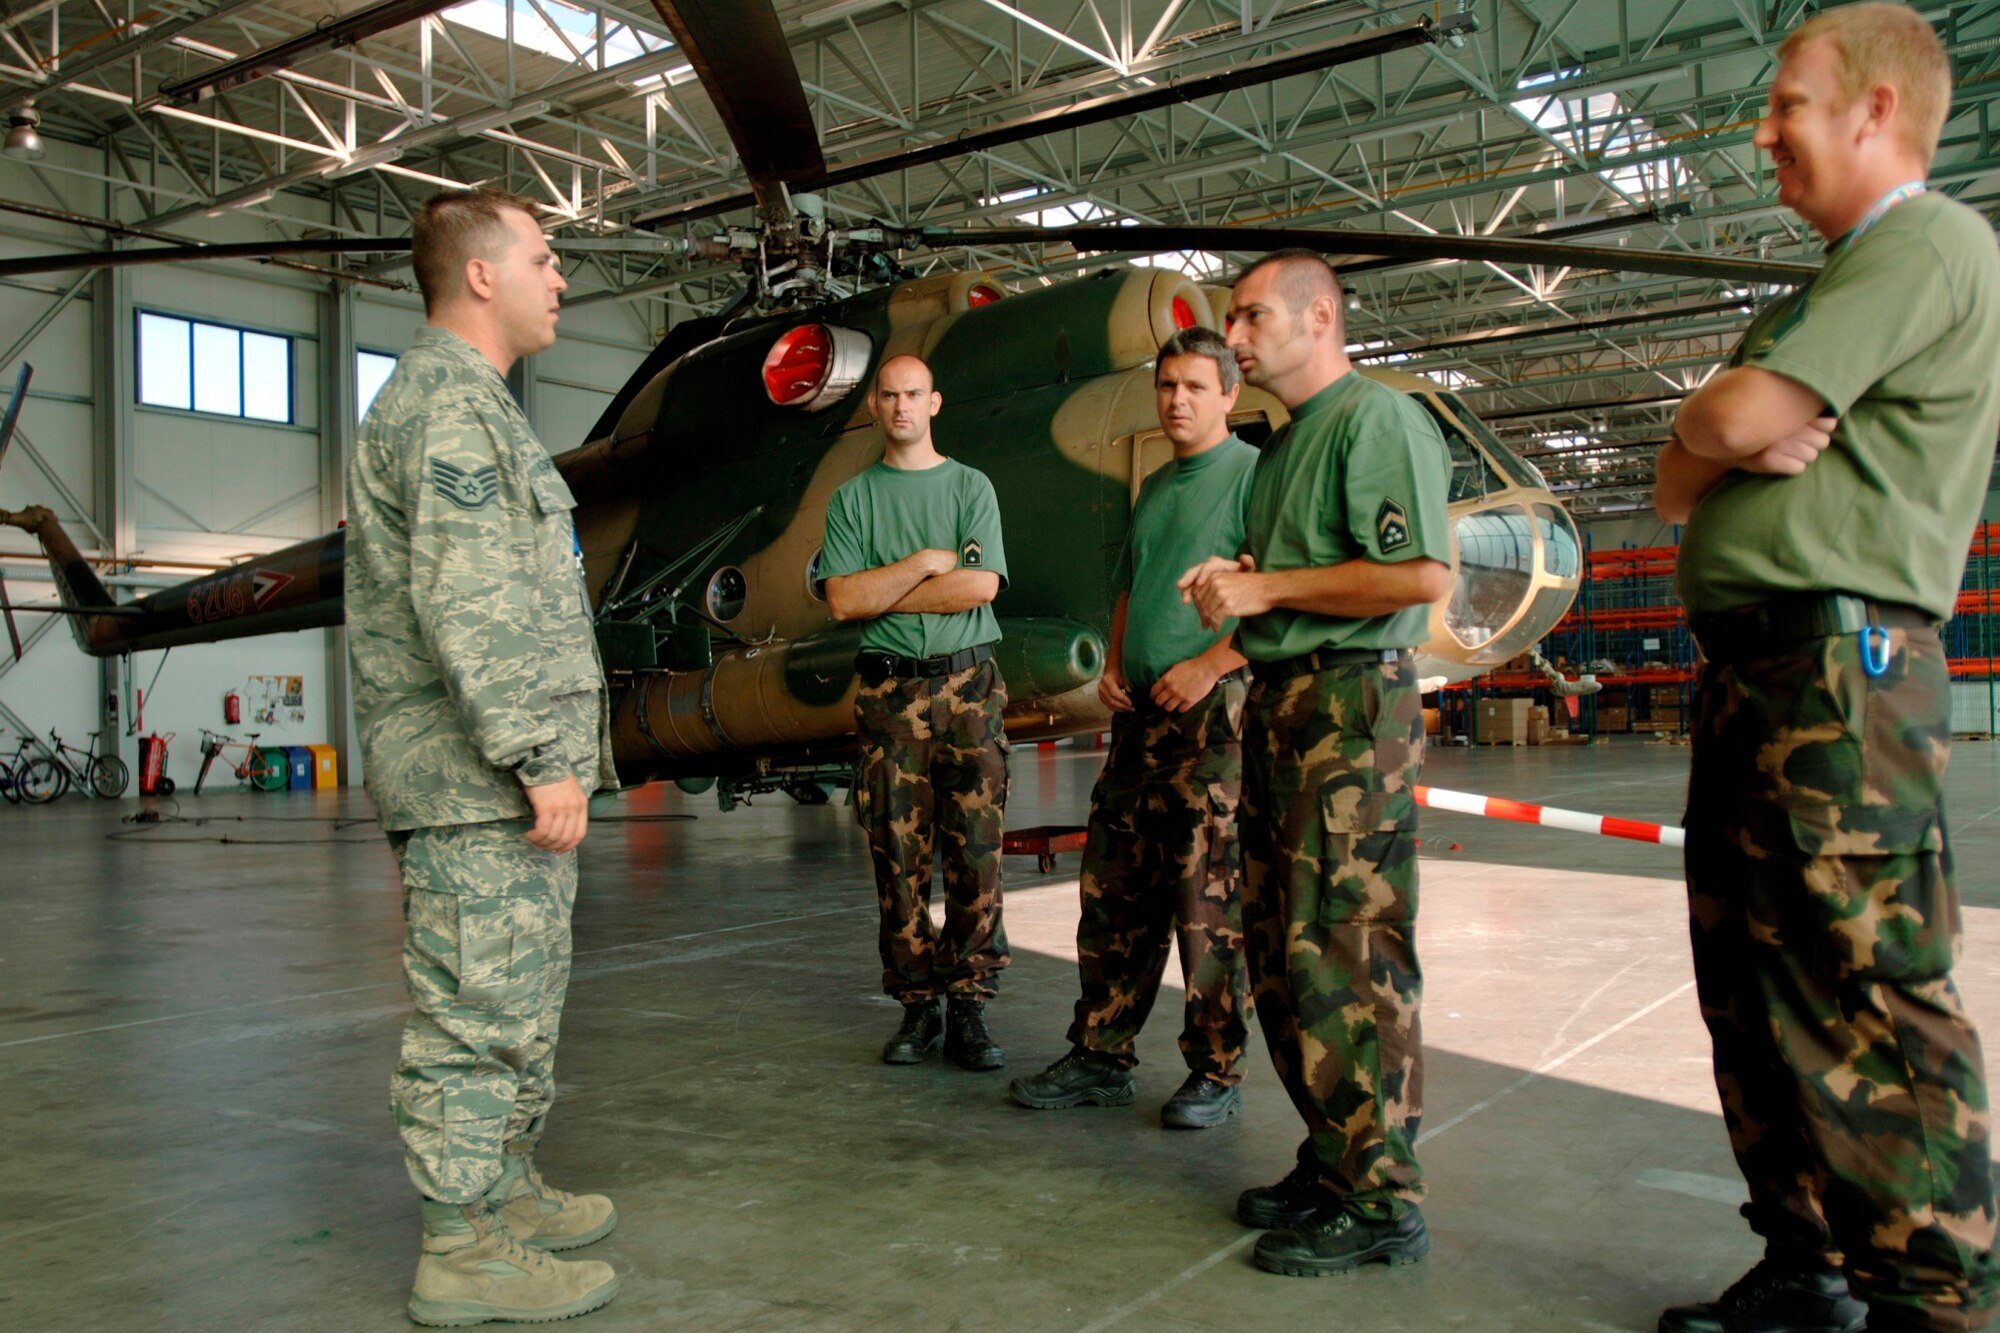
[484, 1146, 618, 1250]
[408, 1198, 619, 1327]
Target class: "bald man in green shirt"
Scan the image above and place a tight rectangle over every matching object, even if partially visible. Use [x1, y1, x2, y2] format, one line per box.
[1182, 251, 1452, 1279]
[1656, 8, 2000, 1330]
[824, 354, 1012, 1073]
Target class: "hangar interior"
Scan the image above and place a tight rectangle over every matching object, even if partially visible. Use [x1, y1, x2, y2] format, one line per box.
[4, 0, 2000, 1328]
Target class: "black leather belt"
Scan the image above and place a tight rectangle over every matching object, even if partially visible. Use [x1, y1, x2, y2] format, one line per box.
[855, 641, 994, 683]
[1689, 593, 1936, 663]
[1248, 646, 1408, 685]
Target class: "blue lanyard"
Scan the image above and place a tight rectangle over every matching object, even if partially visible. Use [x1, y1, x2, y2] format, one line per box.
[1833, 180, 1927, 255]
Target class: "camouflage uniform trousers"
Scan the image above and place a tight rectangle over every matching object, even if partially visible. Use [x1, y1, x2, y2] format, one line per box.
[853, 657, 1011, 1002]
[1239, 657, 1425, 1218]
[1685, 623, 1999, 1329]
[1068, 677, 1250, 1082]
[389, 818, 576, 1204]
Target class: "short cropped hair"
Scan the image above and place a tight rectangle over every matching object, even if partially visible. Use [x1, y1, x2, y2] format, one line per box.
[411, 189, 539, 315]
[873, 352, 935, 392]
[1781, 3, 1952, 166]
[1233, 248, 1342, 317]
[1156, 325, 1240, 393]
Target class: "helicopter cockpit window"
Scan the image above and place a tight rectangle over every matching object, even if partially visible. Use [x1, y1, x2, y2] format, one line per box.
[706, 566, 747, 622]
[1445, 505, 1536, 649]
[1411, 396, 1496, 502]
[1440, 391, 1547, 490]
[805, 548, 827, 602]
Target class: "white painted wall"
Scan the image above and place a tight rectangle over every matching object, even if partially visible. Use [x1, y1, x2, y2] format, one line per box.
[0, 144, 651, 797]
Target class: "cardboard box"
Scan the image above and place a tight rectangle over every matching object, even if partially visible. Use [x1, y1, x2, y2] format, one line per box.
[1474, 698, 1534, 744]
[1597, 705, 1629, 732]
[1528, 712, 1551, 745]
[1423, 707, 1441, 737]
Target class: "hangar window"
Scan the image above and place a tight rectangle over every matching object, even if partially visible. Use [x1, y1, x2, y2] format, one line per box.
[138, 311, 292, 424]
[1511, 70, 1693, 206]
[445, 0, 667, 74]
[357, 350, 398, 420]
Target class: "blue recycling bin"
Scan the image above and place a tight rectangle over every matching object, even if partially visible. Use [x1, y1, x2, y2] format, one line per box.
[283, 745, 313, 791]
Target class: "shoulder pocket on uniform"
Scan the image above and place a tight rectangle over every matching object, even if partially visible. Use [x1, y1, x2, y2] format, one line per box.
[1785, 800, 1955, 981]
[1318, 784, 1419, 925]
[529, 465, 576, 516]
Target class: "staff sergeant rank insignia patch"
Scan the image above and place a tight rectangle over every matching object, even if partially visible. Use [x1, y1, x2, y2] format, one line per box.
[431, 459, 500, 511]
[1376, 498, 1411, 553]
[962, 538, 983, 568]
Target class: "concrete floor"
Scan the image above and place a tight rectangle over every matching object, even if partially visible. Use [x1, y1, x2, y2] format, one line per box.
[7, 735, 2000, 1331]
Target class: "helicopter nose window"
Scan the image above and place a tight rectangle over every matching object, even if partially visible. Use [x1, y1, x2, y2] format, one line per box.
[806, 548, 827, 602]
[1445, 505, 1535, 649]
[1534, 503, 1581, 579]
[706, 566, 747, 622]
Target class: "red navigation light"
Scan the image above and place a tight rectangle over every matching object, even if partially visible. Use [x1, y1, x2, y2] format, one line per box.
[967, 283, 1003, 307]
[763, 324, 834, 406]
[1171, 296, 1196, 330]
[760, 323, 872, 411]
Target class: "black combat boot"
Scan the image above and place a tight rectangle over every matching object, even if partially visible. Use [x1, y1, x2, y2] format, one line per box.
[881, 999, 943, 1064]
[943, 994, 1004, 1071]
[1160, 1072, 1242, 1129]
[1237, 1158, 1334, 1229]
[1253, 1204, 1430, 1277]
[1008, 1047, 1135, 1109]
[1657, 1258, 1866, 1333]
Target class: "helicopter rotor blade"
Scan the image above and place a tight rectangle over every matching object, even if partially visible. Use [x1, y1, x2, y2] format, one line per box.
[920, 224, 1819, 287]
[646, 0, 826, 213]
[0, 238, 413, 281]
[634, 13, 1474, 230]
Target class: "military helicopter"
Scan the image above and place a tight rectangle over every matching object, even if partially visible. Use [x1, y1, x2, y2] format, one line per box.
[0, 2, 1817, 808]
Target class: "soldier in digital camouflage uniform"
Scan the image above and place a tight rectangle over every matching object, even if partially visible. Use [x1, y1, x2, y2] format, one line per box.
[346, 189, 622, 1327]
[1655, 9, 2000, 1332]
[1008, 326, 1254, 1129]
[823, 353, 1011, 1071]
[1182, 251, 1452, 1278]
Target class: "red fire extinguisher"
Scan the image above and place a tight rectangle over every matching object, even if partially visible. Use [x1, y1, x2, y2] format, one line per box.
[224, 690, 242, 725]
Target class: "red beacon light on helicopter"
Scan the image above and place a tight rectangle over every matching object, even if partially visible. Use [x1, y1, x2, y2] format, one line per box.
[761, 323, 872, 411]
[1171, 295, 1196, 330]
[966, 283, 1003, 307]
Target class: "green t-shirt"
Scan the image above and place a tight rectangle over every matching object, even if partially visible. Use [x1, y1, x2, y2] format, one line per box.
[1677, 192, 2000, 621]
[1239, 372, 1453, 660]
[1114, 435, 1259, 690]
[821, 456, 1009, 657]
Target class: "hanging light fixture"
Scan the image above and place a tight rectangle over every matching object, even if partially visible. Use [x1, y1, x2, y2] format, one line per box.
[5, 102, 45, 161]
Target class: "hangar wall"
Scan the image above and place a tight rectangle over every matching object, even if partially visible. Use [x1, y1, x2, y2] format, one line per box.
[0, 144, 651, 792]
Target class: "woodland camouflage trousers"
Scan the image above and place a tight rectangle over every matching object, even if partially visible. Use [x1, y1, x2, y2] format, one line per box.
[1686, 624, 1999, 1330]
[1068, 678, 1250, 1082]
[1240, 657, 1426, 1218]
[853, 658, 1010, 1002]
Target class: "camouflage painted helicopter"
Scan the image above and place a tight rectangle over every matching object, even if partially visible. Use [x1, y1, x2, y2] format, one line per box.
[0, 1, 1818, 807]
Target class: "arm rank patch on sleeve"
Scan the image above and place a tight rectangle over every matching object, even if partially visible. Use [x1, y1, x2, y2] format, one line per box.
[1376, 498, 1411, 553]
[432, 459, 501, 511]
[962, 538, 984, 567]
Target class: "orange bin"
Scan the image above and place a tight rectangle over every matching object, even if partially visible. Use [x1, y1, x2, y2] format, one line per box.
[305, 743, 339, 789]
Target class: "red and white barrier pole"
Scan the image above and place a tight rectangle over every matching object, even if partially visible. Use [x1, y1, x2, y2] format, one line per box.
[1415, 785, 1685, 849]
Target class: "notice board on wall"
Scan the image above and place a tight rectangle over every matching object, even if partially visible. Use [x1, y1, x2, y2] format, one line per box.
[247, 674, 305, 727]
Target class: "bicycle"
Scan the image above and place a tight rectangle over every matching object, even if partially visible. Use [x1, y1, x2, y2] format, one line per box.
[193, 730, 288, 794]
[0, 728, 64, 805]
[41, 729, 132, 799]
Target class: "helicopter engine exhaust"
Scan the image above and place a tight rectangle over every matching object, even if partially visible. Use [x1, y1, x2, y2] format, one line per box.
[611, 615, 1103, 770]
